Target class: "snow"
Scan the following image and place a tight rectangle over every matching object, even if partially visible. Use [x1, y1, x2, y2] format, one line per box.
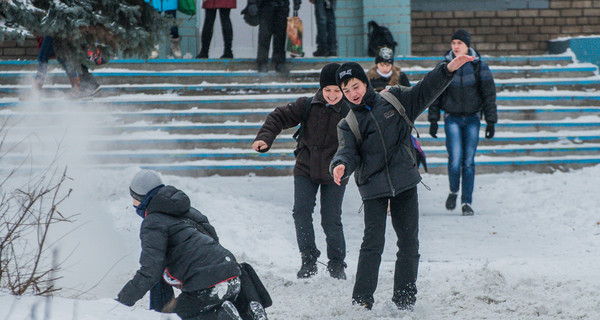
[1, 165, 600, 319]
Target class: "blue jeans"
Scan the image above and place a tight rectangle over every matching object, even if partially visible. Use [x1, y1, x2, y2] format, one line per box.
[444, 113, 480, 204]
[36, 36, 76, 83]
[313, 0, 336, 53]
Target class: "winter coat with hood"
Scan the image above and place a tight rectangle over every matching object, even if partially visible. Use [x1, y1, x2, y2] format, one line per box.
[428, 48, 497, 124]
[254, 89, 349, 185]
[117, 185, 241, 307]
[202, 0, 236, 9]
[330, 63, 454, 200]
[367, 65, 411, 92]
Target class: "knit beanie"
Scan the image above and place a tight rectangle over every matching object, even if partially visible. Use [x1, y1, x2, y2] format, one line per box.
[130, 170, 163, 201]
[375, 47, 394, 64]
[336, 62, 369, 87]
[451, 29, 471, 48]
[319, 63, 341, 89]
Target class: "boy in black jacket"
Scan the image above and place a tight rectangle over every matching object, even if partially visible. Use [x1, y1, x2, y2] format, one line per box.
[253, 63, 350, 280]
[117, 170, 269, 320]
[330, 56, 473, 311]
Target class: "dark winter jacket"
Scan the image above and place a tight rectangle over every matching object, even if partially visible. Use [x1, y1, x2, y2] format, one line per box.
[367, 66, 411, 92]
[254, 89, 349, 184]
[202, 0, 237, 9]
[428, 48, 497, 124]
[117, 186, 241, 307]
[330, 63, 454, 200]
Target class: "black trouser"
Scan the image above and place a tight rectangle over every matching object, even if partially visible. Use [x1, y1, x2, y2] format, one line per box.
[257, 0, 289, 66]
[200, 8, 233, 54]
[175, 277, 241, 320]
[292, 175, 346, 263]
[352, 187, 420, 305]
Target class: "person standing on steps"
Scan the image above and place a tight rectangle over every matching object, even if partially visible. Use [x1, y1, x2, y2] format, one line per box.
[146, 0, 182, 59]
[309, 0, 337, 57]
[428, 29, 498, 216]
[246, 0, 301, 73]
[252, 63, 350, 280]
[197, 0, 236, 59]
[367, 46, 411, 91]
[330, 55, 473, 311]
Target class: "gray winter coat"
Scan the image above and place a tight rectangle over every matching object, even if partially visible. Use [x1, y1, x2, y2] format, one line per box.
[330, 63, 454, 200]
[117, 186, 241, 306]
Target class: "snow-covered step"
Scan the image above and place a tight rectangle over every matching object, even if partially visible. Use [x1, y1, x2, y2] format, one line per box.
[1, 65, 595, 85]
[0, 55, 574, 72]
[2, 76, 599, 98]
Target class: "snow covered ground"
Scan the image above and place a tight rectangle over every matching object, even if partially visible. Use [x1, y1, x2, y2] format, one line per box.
[1, 164, 599, 320]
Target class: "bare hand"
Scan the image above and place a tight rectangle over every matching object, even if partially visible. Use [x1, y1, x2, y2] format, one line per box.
[252, 140, 268, 152]
[446, 55, 475, 73]
[333, 164, 345, 186]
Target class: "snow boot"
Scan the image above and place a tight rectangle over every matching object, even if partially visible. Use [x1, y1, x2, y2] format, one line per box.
[445, 193, 458, 210]
[248, 301, 269, 320]
[275, 63, 289, 75]
[327, 261, 347, 280]
[392, 284, 417, 311]
[220, 49, 233, 59]
[170, 36, 182, 59]
[462, 203, 474, 216]
[352, 297, 373, 310]
[296, 254, 317, 279]
[216, 300, 243, 320]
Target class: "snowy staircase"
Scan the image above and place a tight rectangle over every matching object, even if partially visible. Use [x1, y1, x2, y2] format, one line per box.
[1, 55, 599, 176]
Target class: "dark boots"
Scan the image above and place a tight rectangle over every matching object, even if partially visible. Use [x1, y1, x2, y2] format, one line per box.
[445, 193, 458, 210]
[326, 261, 347, 280]
[392, 283, 417, 311]
[296, 254, 318, 278]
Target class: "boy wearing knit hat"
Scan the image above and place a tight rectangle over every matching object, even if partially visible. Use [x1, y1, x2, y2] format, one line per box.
[428, 29, 498, 216]
[253, 63, 350, 280]
[330, 55, 473, 311]
[366, 46, 411, 92]
[118, 170, 270, 320]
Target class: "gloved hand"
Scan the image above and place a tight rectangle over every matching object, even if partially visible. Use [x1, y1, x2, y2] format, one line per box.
[485, 123, 495, 139]
[429, 122, 438, 138]
[247, 3, 258, 16]
[293, 0, 301, 11]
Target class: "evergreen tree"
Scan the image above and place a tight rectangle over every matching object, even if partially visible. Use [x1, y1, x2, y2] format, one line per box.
[0, 0, 169, 68]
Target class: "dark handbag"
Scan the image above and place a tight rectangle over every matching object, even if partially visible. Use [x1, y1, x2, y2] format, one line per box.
[239, 262, 272, 308]
[241, 3, 259, 27]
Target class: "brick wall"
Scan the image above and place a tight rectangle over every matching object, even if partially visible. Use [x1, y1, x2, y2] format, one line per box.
[411, 0, 600, 56]
[0, 38, 39, 59]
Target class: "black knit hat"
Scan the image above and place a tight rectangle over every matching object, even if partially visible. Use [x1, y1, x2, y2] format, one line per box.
[336, 62, 369, 87]
[451, 29, 471, 48]
[319, 63, 341, 89]
[375, 47, 394, 64]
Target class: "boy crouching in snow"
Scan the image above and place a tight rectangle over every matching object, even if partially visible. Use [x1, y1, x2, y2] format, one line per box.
[116, 170, 270, 320]
[252, 63, 350, 280]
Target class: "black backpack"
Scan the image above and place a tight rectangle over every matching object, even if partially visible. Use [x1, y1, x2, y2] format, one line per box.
[367, 20, 397, 57]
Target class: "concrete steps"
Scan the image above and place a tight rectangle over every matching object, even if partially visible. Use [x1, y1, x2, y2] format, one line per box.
[1, 54, 599, 176]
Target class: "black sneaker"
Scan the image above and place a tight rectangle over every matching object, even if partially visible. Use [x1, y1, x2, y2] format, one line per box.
[392, 295, 416, 311]
[257, 64, 268, 73]
[312, 48, 329, 57]
[248, 301, 269, 320]
[217, 300, 243, 320]
[220, 50, 233, 59]
[445, 193, 458, 210]
[297, 254, 317, 279]
[275, 63, 289, 74]
[352, 298, 373, 310]
[327, 261, 347, 280]
[462, 203, 474, 216]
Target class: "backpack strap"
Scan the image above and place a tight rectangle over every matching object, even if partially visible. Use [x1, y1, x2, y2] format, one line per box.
[291, 97, 313, 142]
[380, 91, 420, 138]
[345, 110, 363, 146]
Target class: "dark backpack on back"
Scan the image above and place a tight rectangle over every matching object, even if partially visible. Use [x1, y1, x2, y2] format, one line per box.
[367, 20, 397, 57]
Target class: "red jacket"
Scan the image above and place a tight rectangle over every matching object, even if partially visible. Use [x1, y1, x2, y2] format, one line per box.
[202, 0, 236, 9]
